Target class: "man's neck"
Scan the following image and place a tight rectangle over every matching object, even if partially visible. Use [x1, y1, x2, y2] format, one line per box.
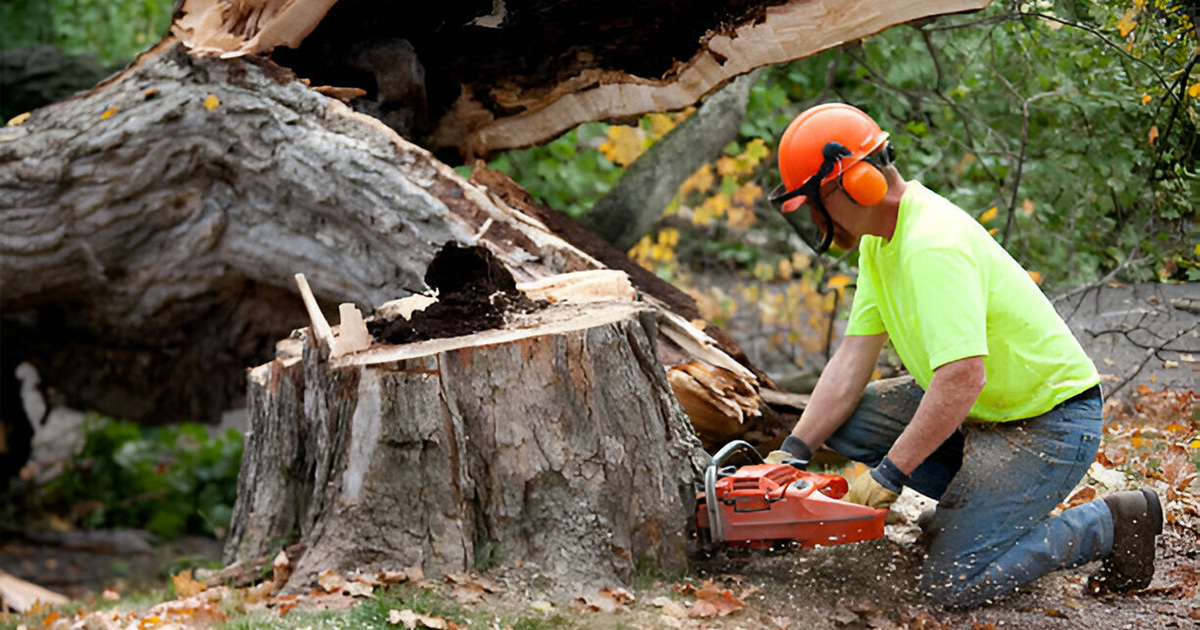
[871, 178, 907, 241]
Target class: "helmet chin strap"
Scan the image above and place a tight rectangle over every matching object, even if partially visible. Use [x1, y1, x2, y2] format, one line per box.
[770, 142, 853, 254]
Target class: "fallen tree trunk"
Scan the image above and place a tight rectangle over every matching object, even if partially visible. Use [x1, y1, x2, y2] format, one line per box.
[229, 273, 708, 587]
[1, 1, 997, 463]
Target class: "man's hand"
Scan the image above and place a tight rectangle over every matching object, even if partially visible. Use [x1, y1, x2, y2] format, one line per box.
[845, 470, 899, 508]
[844, 456, 908, 509]
[763, 436, 812, 469]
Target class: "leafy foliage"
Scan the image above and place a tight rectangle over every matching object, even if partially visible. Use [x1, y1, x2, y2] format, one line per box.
[491, 1, 1198, 298]
[486, 123, 625, 219]
[37, 415, 243, 539]
[0, 0, 174, 65]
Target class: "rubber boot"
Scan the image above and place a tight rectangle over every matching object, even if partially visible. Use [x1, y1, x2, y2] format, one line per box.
[1087, 488, 1162, 595]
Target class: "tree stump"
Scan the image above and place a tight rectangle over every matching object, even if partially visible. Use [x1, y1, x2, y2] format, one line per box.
[227, 294, 709, 589]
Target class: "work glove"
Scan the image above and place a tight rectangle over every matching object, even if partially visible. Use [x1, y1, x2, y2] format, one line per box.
[763, 435, 812, 469]
[844, 457, 907, 509]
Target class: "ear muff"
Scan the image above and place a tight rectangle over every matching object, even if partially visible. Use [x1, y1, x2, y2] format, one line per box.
[839, 142, 894, 206]
[841, 162, 888, 206]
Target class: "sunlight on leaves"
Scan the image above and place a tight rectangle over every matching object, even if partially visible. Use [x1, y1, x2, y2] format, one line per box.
[599, 125, 648, 166]
[1117, 7, 1140, 37]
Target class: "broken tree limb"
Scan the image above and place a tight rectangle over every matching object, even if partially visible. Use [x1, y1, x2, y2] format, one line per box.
[1, 43, 746, 425]
[167, 0, 993, 159]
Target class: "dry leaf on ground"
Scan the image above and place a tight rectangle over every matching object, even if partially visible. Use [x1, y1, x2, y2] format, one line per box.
[388, 608, 449, 629]
[318, 569, 347, 593]
[575, 587, 635, 613]
[172, 569, 208, 598]
[688, 580, 745, 618]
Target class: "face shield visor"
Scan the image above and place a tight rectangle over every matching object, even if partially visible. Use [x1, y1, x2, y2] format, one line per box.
[768, 141, 895, 254]
[768, 142, 852, 254]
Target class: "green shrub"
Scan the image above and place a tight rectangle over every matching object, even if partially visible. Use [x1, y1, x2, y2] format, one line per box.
[40, 415, 243, 539]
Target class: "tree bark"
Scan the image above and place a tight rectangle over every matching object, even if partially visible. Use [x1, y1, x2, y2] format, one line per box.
[579, 70, 760, 250]
[0, 42, 713, 424]
[228, 298, 708, 589]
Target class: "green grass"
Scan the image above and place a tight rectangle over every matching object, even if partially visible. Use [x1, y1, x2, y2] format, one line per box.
[216, 583, 578, 630]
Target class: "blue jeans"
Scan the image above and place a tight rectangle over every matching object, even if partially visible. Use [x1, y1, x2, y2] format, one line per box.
[825, 377, 1112, 608]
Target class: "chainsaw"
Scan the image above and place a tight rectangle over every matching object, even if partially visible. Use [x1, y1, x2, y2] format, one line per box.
[695, 440, 887, 550]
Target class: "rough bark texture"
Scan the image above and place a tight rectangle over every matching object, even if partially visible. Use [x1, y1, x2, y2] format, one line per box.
[579, 70, 760, 251]
[228, 300, 708, 589]
[1, 0, 997, 447]
[1, 43, 734, 425]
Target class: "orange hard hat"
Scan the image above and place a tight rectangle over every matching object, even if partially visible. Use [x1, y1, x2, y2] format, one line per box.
[775, 103, 891, 211]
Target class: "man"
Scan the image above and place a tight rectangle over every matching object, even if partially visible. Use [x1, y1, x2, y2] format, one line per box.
[764, 103, 1162, 608]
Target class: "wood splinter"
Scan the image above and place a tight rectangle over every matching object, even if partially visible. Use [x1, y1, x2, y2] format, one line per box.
[293, 273, 371, 358]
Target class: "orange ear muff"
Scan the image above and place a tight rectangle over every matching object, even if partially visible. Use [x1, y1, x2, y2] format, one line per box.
[841, 161, 888, 206]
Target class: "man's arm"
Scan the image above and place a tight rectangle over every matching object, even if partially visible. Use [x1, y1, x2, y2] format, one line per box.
[887, 355, 986, 475]
[790, 333, 887, 450]
[843, 355, 986, 508]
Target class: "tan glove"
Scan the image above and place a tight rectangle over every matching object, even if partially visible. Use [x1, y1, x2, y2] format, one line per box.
[764, 450, 793, 465]
[845, 469, 900, 509]
[764, 436, 812, 469]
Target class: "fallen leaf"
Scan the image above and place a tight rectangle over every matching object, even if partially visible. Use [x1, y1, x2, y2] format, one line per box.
[6, 112, 30, 126]
[204, 94, 221, 111]
[1061, 486, 1096, 509]
[388, 608, 448, 629]
[379, 568, 423, 584]
[318, 570, 346, 593]
[172, 569, 207, 598]
[529, 600, 554, 613]
[273, 550, 292, 586]
[575, 587, 632, 613]
[673, 582, 697, 595]
[100, 107, 118, 119]
[687, 580, 744, 618]
[344, 581, 376, 598]
[449, 583, 485, 605]
[102, 587, 121, 601]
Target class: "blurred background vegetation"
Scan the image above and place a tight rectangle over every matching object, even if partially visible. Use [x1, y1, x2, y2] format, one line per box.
[1, 0, 1196, 539]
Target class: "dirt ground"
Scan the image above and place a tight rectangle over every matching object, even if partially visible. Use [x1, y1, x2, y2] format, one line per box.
[3, 487, 1195, 630]
[456, 484, 1199, 630]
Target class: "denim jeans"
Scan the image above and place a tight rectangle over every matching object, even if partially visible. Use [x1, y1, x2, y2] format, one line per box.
[824, 377, 1112, 607]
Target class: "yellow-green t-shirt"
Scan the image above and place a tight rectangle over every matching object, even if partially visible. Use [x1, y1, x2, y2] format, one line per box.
[844, 181, 1099, 422]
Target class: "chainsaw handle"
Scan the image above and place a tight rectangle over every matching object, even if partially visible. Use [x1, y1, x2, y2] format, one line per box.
[763, 477, 819, 502]
[704, 440, 762, 543]
[709, 440, 763, 470]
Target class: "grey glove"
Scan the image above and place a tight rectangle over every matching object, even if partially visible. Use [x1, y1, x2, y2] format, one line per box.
[763, 436, 812, 469]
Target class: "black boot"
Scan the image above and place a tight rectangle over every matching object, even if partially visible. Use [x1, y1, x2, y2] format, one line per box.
[1087, 488, 1163, 595]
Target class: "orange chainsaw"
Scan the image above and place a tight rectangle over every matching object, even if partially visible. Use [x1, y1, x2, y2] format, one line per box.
[696, 440, 887, 550]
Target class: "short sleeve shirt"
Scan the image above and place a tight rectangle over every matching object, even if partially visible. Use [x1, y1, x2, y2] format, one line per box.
[845, 182, 1100, 422]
